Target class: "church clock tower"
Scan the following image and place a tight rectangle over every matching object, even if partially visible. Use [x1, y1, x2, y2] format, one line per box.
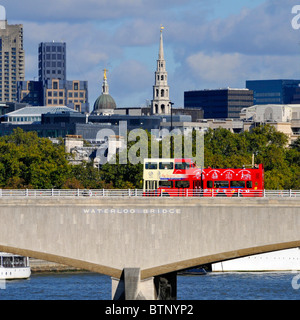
[151, 26, 171, 115]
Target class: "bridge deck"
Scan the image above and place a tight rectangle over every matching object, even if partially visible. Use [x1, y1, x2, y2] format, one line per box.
[0, 197, 299, 280]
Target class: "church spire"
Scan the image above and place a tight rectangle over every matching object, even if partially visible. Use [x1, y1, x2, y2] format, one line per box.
[151, 26, 171, 115]
[159, 25, 164, 60]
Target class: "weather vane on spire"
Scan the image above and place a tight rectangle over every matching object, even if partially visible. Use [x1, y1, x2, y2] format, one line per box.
[103, 68, 108, 81]
[160, 25, 165, 32]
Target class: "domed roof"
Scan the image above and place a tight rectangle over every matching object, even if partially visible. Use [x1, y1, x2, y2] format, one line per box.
[92, 69, 117, 115]
[93, 93, 116, 112]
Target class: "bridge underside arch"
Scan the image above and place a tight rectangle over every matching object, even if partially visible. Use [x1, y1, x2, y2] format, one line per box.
[0, 244, 123, 279]
[1, 240, 300, 280]
[142, 241, 300, 279]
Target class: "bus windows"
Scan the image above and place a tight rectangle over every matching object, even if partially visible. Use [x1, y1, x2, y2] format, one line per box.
[159, 181, 173, 188]
[175, 162, 190, 170]
[193, 180, 202, 189]
[206, 181, 229, 188]
[175, 181, 190, 188]
[207, 181, 213, 188]
[159, 162, 173, 170]
[145, 162, 157, 170]
[246, 181, 253, 188]
[214, 181, 229, 188]
[230, 181, 245, 188]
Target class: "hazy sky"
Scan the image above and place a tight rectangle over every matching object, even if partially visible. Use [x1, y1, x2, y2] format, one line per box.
[2, 0, 300, 110]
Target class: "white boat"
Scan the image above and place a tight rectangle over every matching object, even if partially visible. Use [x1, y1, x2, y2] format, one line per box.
[0, 252, 31, 280]
[212, 248, 300, 272]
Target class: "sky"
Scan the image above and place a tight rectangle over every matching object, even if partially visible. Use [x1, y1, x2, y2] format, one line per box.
[1, 0, 300, 111]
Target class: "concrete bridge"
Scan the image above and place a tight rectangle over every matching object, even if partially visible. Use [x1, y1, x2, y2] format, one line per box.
[0, 197, 299, 299]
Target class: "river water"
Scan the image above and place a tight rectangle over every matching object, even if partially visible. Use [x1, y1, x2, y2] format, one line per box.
[0, 271, 299, 300]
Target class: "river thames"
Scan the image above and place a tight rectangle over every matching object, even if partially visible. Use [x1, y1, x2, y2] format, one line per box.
[0, 271, 299, 300]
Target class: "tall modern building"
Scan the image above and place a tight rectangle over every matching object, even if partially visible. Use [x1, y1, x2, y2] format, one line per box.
[18, 42, 89, 113]
[246, 80, 300, 105]
[151, 26, 171, 115]
[38, 42, 66, 81]
[184, 88, 253, 119]
[0, 5, 25, 102]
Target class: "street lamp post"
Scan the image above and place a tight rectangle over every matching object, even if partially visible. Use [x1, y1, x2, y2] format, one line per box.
[169, 101, 174, 131]
[169, 101, 174, 158]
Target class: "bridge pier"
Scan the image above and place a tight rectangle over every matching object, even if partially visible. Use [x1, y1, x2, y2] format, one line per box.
[112, 268, 177, 300]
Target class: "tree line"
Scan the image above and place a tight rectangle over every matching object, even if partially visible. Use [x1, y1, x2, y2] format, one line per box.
[0, 126, 299, 190]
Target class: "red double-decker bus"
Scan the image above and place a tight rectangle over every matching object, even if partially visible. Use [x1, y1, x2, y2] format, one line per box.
[143, 158, 264, 197]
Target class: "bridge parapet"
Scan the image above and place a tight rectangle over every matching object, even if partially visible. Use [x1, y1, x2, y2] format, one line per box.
[0, 189, 299, 198]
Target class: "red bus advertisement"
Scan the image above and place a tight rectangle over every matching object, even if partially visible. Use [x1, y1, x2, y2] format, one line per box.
[143, 158, 264, 197]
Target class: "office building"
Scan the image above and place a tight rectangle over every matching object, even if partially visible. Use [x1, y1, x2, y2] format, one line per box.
[18, 78, 89, 112]
[17, 81, 43, 106]
[18, 42, 89, 112]
[38, 42, 66, 81]
[241, 104, 300, 144]
[246, 79, 300, 105]
[0, 5, 25, 102]
[184, 88, 253, 119]
[45, 78, 88, 112]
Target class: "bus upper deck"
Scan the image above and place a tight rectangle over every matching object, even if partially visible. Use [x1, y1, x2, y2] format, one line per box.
[143, 158, 196, 190]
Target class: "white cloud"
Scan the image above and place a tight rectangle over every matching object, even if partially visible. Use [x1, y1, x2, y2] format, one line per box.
[3, 0, 141, 21]
[110, 60, 153, 107]
[187, 52, 243, 84]
[2, 0, 200, 22]
[185, 51, 300, 89]
[22, 21, 122, 91]
[2, 0, 300, 109]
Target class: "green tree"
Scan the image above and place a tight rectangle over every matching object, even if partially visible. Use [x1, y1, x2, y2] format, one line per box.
[68, 162, 111, 189]
[1, 125, 298, 191]
[202, 125, 299, 190]
[0, 129, 70, 189]
[100, 155, 143, 189]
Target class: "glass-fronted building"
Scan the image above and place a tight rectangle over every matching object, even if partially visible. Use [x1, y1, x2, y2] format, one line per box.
[184, 88, 253, 119]
[246, 80, 300, 105]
